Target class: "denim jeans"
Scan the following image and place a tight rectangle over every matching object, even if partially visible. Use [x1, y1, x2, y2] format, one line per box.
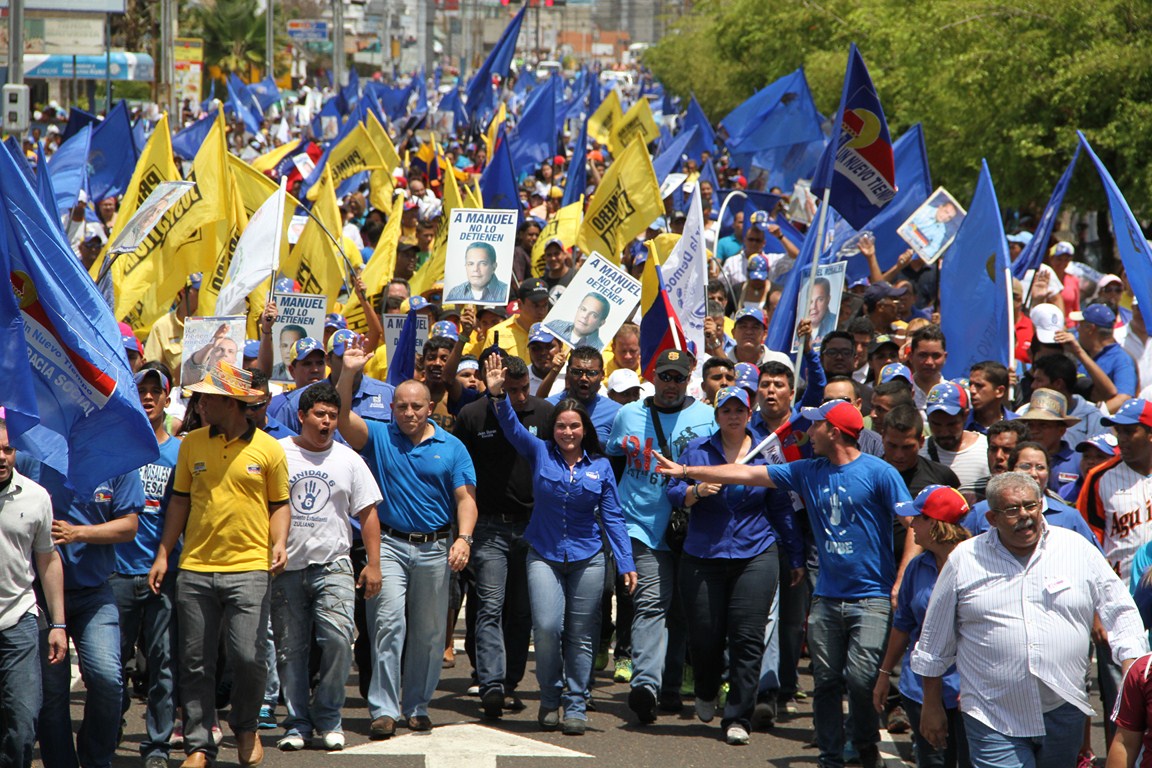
[758, 583, 781, 696]
[629, 539, 687, 697]
[0, 612, 42, 768]
[470, 518, 532, 698]
[808, 595, 892, 768]
[767, 545, 812, 700]
[963, 702, 1084, 768]
[365, 535, 449, 720]
[263, 618, 279, 708]
[526, 549, 605, 719]
[39, 584, 123, 768]
[177, 570, 270, 761]
[350, 538, 373, 700]
[110, 573, 177, 760]
[901, 696, 969, 768]
[270, 559, 356, 737]
[1096, 639, 1123, 744]
[680, 547, 778, 730]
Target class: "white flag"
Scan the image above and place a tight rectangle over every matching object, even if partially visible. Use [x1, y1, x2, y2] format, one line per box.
[661, 186, 708, 378]
[216, 178, 287, 316]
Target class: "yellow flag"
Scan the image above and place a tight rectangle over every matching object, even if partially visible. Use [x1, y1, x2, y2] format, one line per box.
[588, 90, 622, 146]
[609, 97, 660, 156]
[305, 123, 387, 202]
[250, 139, 300, 172]
[366, 110, 400, 210]
[343, 193, 404, 335]
[409, 150, 463, 296]
[531, 199, 583, 277]
[485, 102, 506, 155]
[645, 233, 682, 267]
[576, 137, 663, 263]
[93, 112, 227, 332]
[282, 165, 350, 304]
[196, 170, 250, 317]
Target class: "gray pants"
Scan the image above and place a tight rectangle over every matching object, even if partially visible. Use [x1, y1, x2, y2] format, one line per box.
[176, 570, 270, 759]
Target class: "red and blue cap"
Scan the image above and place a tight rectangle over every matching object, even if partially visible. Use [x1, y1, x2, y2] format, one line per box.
[714, 386, 751, 410]
[119, 322, 143, 356]
[896, 484, 970, 524]
[800, 399, 863, 439]
[925, 381, 970, 416]
[1102, 398, 1152, 429]
[133, 368, 170, 393]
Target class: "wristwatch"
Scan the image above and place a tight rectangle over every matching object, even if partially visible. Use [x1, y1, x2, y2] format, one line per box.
[457, 534, 474, 546]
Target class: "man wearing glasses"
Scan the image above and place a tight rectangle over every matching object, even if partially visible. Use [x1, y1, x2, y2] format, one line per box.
[913, 471, 1145, 768]
[545, 346, 621, 449]
[607, 349, 717, 723]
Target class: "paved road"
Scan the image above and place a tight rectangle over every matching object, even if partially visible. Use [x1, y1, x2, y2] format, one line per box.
[67, 640, 1110, 768]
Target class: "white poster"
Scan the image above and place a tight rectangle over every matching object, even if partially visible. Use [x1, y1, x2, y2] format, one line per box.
[542, 253, 641, 352]
[383, 313, 430, 372]
[662, 187, 708, 372]
[180, 316, 246, 388]
[897, 186, 967, 265]
[791, 260, 848, 353]
[107, 181, 196, 254]
[270, 292, 326, 381]
[442, 208, 517, 306]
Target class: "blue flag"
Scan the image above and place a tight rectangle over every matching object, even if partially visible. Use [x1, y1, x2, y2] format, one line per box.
[200, 79, 217, 114]
[1011, 145, 1080, 281]
[562, 120, 589, 208]
[172, 109, 218, 161]
[939, 161, 1011, 379]
[0, 142, 156, 494]
[811, 45, 897, 229]
[46, 125, 91, 220]
[682, 95, 716, 163]
[437, 89, 470, 133]
[720, 69, 824, 167]
[414, 69, 429, 116]
[480, 128, 520, 213]
[3, 137, 35, 188]
[386, 308, 420, 386]
[249, 76, 282, 111]
[34, 142, 61, 235]
[465, 5, 527, 129]
[1079, 132, 1152, 316]
[62, 108, 98, 141]
[766, 211, 845, 354]
[227, 74, 263, 135]
[88, 101, 139, 202]
[509, 75, 559, 178]
[652, 126, 698, 184]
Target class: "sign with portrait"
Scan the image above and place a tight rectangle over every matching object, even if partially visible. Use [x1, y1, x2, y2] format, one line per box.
[269, 292, 326, 382]
[791, 260, 848, 353]
[542, 252, 641, 352]
[897, 187, 967, 265]
[442, 208, 517, 306]
[107, 181, 196, 254]
[179, 316, 246, 391]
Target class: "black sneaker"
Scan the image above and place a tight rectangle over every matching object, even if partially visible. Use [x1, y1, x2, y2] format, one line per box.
[658, 690, 683, 713]
[628, 686, 658, 724]
[751, 697, 777, 730]
[504, 694, 526, 712]
[481, 689, 504, 720]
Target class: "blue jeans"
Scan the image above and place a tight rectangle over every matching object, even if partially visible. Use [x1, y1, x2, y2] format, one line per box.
[365, 535, 450, 720]
[111, 573, 177, 760]
[263, 618, 279, 708]
[39, 584, 124, 768]
[0, 612, 42, 768]
[963, 702, 1084, 768]
[471, 519, 532, 698]
[270, 559, 356, 737]
[629, 539, 687, 697]
[808, 595, 892, 768]
[526, 549, 605, 719]
[902, 696, 969, 768]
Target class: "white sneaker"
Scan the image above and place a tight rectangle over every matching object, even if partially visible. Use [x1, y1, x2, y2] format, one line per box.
[277, 731, 306, 751]
[210, 725, 223, 746]
[726, 724, 750, 745]
[694, 697, 716, 723]
[320, 731, 345, 751]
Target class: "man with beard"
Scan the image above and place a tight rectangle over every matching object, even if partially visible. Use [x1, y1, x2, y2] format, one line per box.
[546, 346, 620, 449]
[921, 382, 989, 490]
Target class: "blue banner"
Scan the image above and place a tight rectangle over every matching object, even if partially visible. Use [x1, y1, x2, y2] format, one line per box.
[561, 120, 588, 209]
[509, 74, 559, 178]
[1011, 145, 1080, 280]
[465, 5, 527, 129]
[172, 109, 218, 161]
[88, 100, 139, 202]
[46, 124, 91, 220]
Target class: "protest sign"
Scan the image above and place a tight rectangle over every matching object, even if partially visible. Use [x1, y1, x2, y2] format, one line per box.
[179, 316, 246, 390]
[543, 252, 641, 351]
[107, 181, 196, 254]
[791, 260, 847, 353]
[897, 187, 966, 264]
[442, 208, 517, 306]
[269, 292, 326, 381]
[383, 313, 430, 371]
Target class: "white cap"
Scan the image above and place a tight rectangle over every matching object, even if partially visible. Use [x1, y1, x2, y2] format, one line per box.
[762, 350, 795, 375]
[1097, 274, 1122, 290]
[1051, 241, 1075, 257]
[1030, 303, 1064, 344]
[606, 368, 642, 393]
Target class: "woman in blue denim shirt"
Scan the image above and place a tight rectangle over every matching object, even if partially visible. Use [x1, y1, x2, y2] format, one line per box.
[666, 386, 806, 746]
[484, 357, 637, 736]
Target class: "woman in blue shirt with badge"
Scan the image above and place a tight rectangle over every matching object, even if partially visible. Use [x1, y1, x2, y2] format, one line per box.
[666, 386, 806, 746]
[483, 356, 637, 736]
[873, 485, 971, 768]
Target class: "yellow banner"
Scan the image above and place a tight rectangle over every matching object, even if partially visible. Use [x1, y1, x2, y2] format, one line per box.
[576, 137, 663, 263]
[305, 123, 387, 202]
[588, 90, 622, 147]
[609, 97, 660, 157]
[410, 141, 463, 296]
[196, 170, 249, 318]
[531, 199, 583, 277]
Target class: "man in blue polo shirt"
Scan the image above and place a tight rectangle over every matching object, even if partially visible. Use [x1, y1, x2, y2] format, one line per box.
[1059, 302, 1137, 415]
[546, 345, 620, 449]
[335, 335, 477, 740]
[19, 458, 143, 768]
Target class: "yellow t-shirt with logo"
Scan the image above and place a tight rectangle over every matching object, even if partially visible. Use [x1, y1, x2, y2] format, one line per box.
[173, 424, 290, 572]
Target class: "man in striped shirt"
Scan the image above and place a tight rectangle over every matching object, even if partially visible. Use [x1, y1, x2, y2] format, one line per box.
[912, 472, 1147, 768]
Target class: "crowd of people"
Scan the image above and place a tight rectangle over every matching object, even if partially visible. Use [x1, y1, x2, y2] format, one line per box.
[6, 57, 1152, 768]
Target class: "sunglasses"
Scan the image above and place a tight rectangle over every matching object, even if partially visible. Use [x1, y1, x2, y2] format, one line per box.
[657, 371, 688, 383]
[568, 368, 601, 379]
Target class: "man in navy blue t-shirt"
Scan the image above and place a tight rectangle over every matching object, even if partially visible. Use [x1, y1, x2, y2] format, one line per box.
[654, 399, 913, 768]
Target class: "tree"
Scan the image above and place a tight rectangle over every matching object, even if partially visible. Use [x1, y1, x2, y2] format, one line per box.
[185, 0, 271, 79]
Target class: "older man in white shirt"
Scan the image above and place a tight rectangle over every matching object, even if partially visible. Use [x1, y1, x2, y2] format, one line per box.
[911, 471, 1147, 768]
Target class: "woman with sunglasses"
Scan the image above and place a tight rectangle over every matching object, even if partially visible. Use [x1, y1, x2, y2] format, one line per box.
[482, 356, 637, 736]
[665, 386, 805, 746]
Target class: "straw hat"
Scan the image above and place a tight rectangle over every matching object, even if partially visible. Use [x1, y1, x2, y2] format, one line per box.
[182, 361, 265, 404]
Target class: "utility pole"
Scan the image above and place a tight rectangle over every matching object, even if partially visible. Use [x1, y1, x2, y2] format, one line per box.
[423, 0, 435, 75]
[332, 0, 345, 88]
[161, 0, 177, 119]
[266, 0, 275, 82]
[7, 0, 23, 88]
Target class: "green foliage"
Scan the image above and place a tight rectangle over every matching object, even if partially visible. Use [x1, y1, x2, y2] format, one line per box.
[647, 0, 1152, 211]
[184, 0, 270, 77]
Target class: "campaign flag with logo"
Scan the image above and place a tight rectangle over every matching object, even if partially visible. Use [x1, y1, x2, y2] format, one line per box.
[0, 140, 156, 493]
[576, 137, 663, 263]
[661, 186, 708, 371]
[811, 44, 897, 229]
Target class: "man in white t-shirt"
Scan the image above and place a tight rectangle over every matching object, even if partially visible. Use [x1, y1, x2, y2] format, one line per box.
[920, 381, 990, 490]
[273, 382, 383, 752]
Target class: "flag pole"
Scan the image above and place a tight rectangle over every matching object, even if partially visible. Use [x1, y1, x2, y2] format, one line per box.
[792, 185, 833, 404]
[715, 190, 746, 240]
[1005, 266, 1016, 400]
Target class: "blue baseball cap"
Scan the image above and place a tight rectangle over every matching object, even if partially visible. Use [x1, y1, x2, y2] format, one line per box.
[119, 322, 142, 355]
[1102, 398, 1152, 429]
[800, 399, 864, 439]
[1076, 432, 1119, 455]
[187, 272, 203, 290]
[274, 277, 297, 293]
[133, 368, 170, 393]
[430, 320, 459, 342]
[324, 313, 347, 330]
[407, 295, 435, 312]
[748, 210, 771, 228]
[528, 323, 556, 345]
[714, 386, 751, 410]
[747, 254, 769, 281]
[289, 337, 324, 364]
[925, 381, 970, 416]
[1073, 302, 1117, 328]
[734, 362, 759, 394]
[733, 307, 767, 328]
[325, 329, 358, 357]
[880, 362, 913, 385]
[243, 339, 260, 359]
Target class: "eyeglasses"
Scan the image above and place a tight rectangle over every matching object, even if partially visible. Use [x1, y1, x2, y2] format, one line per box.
[990, 500, 1041, 521]
[823, 347, 854, 358]
[657, 371, 688, 383]
[247, 399, 270, 410]
[568, 368, 601, 379]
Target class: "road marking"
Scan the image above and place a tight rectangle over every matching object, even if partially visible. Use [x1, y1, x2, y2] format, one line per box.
[337, 722, 592, 768]
[879, 726, 914, 768]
